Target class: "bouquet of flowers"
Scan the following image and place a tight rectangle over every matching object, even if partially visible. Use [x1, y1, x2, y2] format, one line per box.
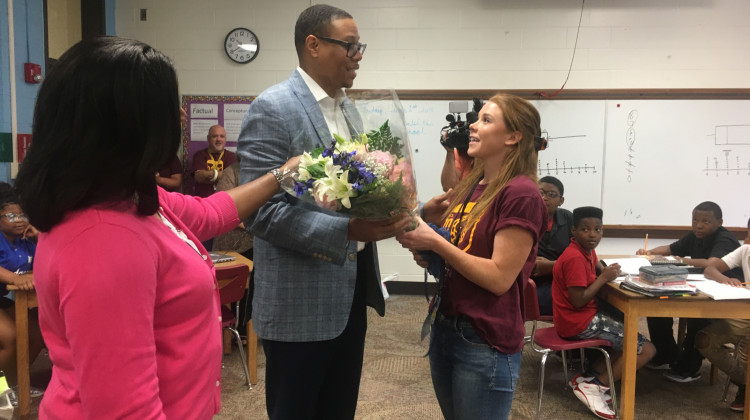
[281, 90, 418, 219]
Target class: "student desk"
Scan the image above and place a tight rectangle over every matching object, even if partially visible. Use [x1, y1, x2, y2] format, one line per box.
[598, 282, 750, 420]
[9, 250, 256, 420]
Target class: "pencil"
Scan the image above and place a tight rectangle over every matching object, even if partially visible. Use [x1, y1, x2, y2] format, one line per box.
[644, 234, 648, 253]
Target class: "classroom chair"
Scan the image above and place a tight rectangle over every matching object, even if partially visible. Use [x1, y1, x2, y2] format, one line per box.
[524, 279, 618, 419]
[217, 264, 252, 389]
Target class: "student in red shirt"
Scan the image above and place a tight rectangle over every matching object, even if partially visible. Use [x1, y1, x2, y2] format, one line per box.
[552, 206, 656, 420]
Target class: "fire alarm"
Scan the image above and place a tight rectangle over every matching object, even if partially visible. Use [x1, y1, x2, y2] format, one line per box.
[24, 63, 43, 83]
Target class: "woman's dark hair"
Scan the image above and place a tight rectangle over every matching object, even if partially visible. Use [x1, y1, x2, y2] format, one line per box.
[16, 37, 180, 232]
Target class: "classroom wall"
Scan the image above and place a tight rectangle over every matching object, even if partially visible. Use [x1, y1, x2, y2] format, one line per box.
[114, 0, 750, 94]
[112, 0, 750, 282]
[0, 0, 45, 183]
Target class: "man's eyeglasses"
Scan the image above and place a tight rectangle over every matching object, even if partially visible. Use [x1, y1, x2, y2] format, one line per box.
[1, 213, 28, 222]
[539, 190, 560, 199]
[317, 36, 367, 58]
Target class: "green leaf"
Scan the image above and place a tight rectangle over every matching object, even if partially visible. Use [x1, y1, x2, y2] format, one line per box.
[306, 163, 326, 179]
[310, 147, 325, 158]
[366, 120, 404, 158]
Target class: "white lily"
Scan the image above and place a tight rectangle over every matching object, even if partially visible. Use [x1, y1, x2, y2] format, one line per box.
[297, 152, 324, 182]
[315, 160, 357, 209]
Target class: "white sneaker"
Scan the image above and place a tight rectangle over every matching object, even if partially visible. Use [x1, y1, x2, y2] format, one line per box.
[570, 373, 612, 404]
[8, 386, 45, 407]
[573, 382, 616, 419]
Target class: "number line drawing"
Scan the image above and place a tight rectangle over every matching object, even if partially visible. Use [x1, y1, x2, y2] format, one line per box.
[538, 158, 598, 176]
[625, 110, 638, 182]
[704, 149, 750, 176]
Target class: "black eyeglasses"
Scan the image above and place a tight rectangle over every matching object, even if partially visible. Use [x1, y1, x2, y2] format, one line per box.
[539, 190, 560, 199]
[317, 36, 367, 58]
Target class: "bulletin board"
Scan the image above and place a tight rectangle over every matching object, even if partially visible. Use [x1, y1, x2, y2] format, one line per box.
[180, 95, 256, 173]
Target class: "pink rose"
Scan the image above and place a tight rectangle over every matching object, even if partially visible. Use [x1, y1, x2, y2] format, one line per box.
[313, 187, 342, 211]
[390, 160, 414, 188]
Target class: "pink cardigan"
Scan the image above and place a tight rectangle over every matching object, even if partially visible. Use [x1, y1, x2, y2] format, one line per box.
[34, 189, 239, 419]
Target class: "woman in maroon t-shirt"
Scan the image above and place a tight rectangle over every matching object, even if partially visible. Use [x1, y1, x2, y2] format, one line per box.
[398, 94, 547, 420]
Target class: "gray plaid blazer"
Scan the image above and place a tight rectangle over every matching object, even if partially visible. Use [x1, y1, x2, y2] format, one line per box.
[237, 70, 384, 342]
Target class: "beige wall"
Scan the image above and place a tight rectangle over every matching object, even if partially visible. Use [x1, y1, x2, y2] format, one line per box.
[47, 0, 81, 59]
[115, 0, 750, 95]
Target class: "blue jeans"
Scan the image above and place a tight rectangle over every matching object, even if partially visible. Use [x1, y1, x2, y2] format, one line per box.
[429, 313, 521, 420]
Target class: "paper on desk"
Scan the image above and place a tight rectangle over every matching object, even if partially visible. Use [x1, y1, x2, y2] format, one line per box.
[600, 257, 651, 275]
[687, 274, 708, 281]
[688, 280, 750, 300]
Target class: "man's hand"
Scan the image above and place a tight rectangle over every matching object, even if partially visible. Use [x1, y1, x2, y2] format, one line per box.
[348, 212, 413, 242]
[195, 169, 222, 184]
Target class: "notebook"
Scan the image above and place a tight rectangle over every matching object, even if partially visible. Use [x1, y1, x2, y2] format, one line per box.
[208, 252, 236, 263]
[689, 280, 750, 300]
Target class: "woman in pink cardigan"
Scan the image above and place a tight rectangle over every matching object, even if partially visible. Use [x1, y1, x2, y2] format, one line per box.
[15, 37, 296, 419]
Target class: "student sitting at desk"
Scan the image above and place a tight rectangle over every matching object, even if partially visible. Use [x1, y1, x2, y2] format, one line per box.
[695, 216, 750, 412]
[635, 201, 740, 382]
[553, 206, 656, 420]
[532, 176, 573, 316]
[0, 183, 45, 405]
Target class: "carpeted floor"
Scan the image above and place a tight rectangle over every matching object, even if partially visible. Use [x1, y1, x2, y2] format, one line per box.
[215, 295, 739, 420]
[23, 295, 740, 419]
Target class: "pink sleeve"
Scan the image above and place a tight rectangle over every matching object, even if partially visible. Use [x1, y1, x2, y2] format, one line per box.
[158, 188, 239, 241]
[55, 226, 166, 419]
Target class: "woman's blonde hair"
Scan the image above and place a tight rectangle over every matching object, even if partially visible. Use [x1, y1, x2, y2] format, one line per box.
[446, 94, 541, 230]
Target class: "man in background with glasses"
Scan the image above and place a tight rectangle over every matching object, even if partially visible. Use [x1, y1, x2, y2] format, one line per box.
[237, 4, 411, 420]
[532, 176, 574, 316]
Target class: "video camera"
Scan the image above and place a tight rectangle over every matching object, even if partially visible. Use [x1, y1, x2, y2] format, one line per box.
[440, 98, 483, 151]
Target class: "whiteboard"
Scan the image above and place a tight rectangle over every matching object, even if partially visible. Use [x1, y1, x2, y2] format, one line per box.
[383, 98, 750, 227]
[602, 100, 750, 226]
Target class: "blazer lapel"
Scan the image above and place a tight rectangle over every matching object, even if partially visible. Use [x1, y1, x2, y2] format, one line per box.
[290, 70, 332, 149]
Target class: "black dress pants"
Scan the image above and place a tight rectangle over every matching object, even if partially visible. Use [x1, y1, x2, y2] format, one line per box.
[262, 259, 368, 420]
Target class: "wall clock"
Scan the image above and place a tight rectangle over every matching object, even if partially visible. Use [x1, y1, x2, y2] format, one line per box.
[224, 28, 259, 64]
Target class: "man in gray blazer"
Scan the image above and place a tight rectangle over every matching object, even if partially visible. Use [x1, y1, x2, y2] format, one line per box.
[237, 4, 411, 419]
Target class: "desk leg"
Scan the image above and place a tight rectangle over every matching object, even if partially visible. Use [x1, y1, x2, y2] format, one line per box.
[246, 320, 257, 385]
[619, 306, 638, 420]
[15, 291, 30, 420]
